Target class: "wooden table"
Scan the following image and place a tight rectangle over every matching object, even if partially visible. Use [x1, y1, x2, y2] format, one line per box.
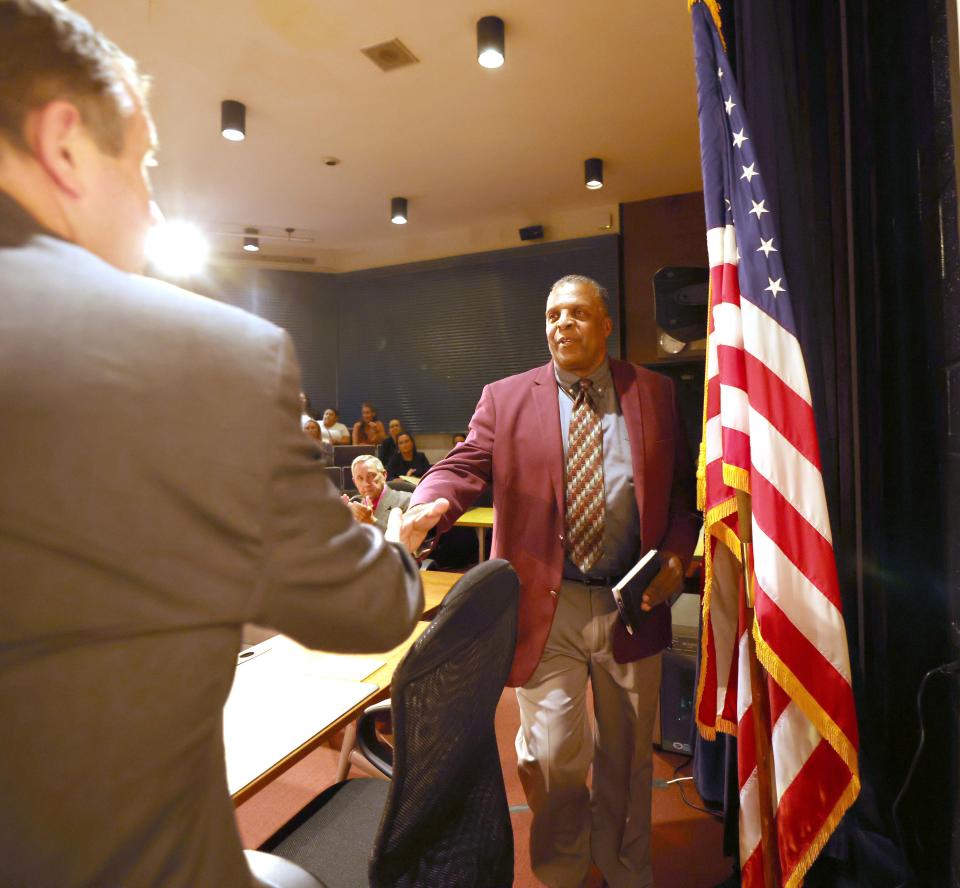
[421, 570, 461, 617]
[226, 622, 428, 804]
[454, 507, 495, 561]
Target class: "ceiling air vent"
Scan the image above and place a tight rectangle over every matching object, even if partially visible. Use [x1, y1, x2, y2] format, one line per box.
[361, 38, 419, 72]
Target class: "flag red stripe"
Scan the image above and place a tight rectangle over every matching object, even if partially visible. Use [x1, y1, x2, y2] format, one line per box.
[709, 261, 743, 304]
[776, 740, 854, 878]
[754, 586, 859, 744]
[750, 471, 842, 610]
[716, 345, 747, 390]
[740, 843, 765, 888]
[698, 618, 720, 727]
[743, 351, 821, 466]
[737, 709, 756, 789]
[721, 262, 741, 303]
[722, 427, 751, 472]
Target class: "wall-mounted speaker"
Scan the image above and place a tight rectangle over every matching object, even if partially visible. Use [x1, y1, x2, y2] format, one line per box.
[519, 225, 544, 241]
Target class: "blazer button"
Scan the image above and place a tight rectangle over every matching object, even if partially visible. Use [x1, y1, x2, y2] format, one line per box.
[558, 534, 565, 542]
[549, 589, 557, 598]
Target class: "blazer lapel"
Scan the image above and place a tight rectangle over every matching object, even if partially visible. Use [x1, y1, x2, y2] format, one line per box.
[531, 361, 565, 516]
[611, 358, 648, 545]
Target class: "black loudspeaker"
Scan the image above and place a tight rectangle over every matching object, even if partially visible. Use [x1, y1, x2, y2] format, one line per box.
[519, 224, 544, 241]
[655, 592, 699, 755]
[653, 266, 709, 342]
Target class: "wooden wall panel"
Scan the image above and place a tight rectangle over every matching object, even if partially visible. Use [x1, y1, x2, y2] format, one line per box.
[621, 192, 707, 364]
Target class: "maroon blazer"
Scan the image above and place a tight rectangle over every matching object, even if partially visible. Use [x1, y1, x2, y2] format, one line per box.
[412, 358, 700, 687]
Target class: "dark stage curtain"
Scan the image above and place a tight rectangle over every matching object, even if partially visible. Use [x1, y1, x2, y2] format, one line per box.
[714, 1, 959, 885]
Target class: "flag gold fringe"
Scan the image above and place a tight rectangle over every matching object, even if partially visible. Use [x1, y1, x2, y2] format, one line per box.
[752, 619, 861, 886]
[783, 775, 861, 888]
[695, 499, 741, 739]
[688, 0, 727, 51]
[722, 462, 751, 494]
[752, 620, 860, 777]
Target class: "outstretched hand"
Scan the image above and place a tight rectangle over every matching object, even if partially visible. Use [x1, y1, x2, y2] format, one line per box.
[640, 551, 684, 611]
[398, 498, 450, 553]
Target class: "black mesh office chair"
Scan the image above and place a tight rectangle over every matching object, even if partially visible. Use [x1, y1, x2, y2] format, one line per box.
[248, 559, 519, 888]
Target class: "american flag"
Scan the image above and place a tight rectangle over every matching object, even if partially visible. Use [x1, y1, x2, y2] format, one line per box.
[689, 3, 861, 885]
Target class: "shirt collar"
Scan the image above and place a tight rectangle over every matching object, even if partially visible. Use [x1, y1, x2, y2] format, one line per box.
[554, 359, 612, 400]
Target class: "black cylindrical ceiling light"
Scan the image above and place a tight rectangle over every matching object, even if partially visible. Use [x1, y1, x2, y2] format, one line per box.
[584, 157, 604, 190]
[221, 100, 246, 141]
[477, 16, 505, 68]
[242, 227, 260, 252]
[390, 197, 408, 225]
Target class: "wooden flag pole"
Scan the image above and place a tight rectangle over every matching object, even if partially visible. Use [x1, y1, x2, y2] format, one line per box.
[736, 490, 781, 887]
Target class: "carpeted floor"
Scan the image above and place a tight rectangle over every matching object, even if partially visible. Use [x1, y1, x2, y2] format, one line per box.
[235, 687, 734, 887]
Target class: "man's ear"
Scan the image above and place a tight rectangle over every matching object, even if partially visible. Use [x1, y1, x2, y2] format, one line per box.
[603, 314, 614, 338]
[25, 101, 89, 199]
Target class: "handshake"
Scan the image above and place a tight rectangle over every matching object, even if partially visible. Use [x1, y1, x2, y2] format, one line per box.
[341, 495, 451, 552]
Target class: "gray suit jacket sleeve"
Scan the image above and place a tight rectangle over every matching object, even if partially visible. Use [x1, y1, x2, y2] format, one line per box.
[255, 336, 423, 652]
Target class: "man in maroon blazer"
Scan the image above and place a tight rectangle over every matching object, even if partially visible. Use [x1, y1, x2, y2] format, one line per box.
[401, 275, 699, 888]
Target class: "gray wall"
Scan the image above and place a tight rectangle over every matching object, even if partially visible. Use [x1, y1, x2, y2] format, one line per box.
[202, 235, 620, 433]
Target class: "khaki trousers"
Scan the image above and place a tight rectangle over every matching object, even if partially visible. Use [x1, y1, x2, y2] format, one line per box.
[516, 580, 662, 888]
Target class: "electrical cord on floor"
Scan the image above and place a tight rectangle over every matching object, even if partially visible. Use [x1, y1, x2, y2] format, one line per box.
[892, 657, 960, 888]
[670, 755, 724, 820]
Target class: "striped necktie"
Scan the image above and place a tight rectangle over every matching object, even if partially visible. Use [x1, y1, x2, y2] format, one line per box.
[565, 379, 604, 573]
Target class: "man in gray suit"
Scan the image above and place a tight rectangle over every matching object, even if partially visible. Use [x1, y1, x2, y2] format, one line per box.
[0, 2, 423, 886]
[343, 455, 413, 527]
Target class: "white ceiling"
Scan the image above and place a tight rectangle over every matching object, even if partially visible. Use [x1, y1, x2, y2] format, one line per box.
[72, 0, 704, 271]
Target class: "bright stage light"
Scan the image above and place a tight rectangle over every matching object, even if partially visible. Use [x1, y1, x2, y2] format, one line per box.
[146, 221, 210, 278]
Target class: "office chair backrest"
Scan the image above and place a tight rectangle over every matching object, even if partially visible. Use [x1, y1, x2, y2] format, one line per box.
[370, 558, 519, 888]
[332, 444, 376, 468]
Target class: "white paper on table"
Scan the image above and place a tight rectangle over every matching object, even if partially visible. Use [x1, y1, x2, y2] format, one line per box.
[237, 634, 385, 682]
[224, 649, 378, 793]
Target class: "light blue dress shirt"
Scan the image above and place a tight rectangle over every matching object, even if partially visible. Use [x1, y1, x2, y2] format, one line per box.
[555, 360, 641, 581]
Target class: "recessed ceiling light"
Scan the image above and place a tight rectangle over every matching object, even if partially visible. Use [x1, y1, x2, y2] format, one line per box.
[243, 228, 260, 252]
[221, 100, 246, 141]
[391, 197, 408, 225]
[477, 16, 505, 69]
[585, 157, 604, 190]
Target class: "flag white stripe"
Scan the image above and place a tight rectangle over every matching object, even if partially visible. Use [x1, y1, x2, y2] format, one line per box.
[712, 302, 744, 349]
[706, 415, 723, 463]
[740, 299, 813, 405]
[751, 522, 853, 682]
[748, 408, 833, 543]
[707, 224, 739, 268]
[708, 329, 719, 379]
[736, 628, 753, 722]
[771, 701, 821, 805]
[739, 770, 762, 864]
[720, 384, 750, 434]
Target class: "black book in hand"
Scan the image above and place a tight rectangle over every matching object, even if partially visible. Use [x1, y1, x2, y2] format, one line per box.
[611, 549, 662, 635]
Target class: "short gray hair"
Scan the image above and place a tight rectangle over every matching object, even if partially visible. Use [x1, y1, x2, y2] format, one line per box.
[351, 454, 385, 475]
[549, 275, 611, 316]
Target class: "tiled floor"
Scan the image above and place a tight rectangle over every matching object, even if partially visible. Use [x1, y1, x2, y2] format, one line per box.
[235, 687, 732, 887]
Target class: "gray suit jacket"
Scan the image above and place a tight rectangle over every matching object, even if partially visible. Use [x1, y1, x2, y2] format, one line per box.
[372, 485, 413, 526]
[0, 193, 423, 888]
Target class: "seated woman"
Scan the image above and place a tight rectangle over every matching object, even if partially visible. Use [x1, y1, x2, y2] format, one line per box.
[379, 418, 403, 466]
[352, 402, 386, 446]
[321, 407, 351, 444]
[302, 418, 333, 464]
[341, 455, 410, 528]
[386, 432, 431, 480]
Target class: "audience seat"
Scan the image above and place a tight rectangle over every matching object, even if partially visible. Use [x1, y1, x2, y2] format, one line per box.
[322, 466, 342, 492]
[248, 559, 519, 888]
